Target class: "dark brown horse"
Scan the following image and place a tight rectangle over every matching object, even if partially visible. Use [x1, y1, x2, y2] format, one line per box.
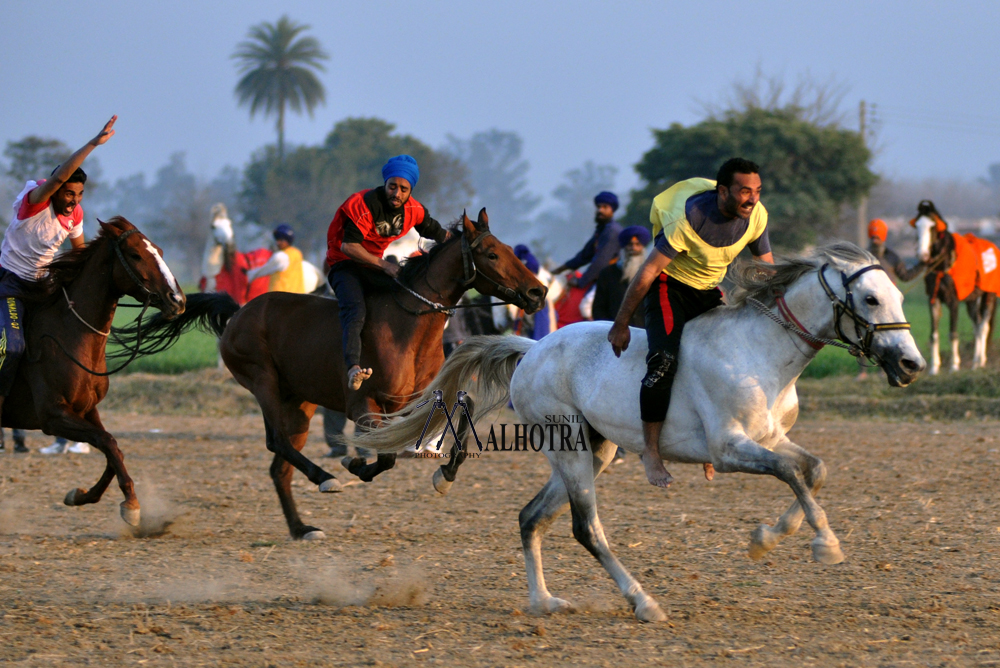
[3, 217, 185, 525]
[136, 210, 545, 539]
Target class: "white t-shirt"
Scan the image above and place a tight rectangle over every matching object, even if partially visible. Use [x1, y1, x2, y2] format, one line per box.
[3, 180, 84, 281]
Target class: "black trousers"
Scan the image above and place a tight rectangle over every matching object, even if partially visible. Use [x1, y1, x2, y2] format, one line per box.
[328, 263, 368, 369]
[639, 274, 722, 423]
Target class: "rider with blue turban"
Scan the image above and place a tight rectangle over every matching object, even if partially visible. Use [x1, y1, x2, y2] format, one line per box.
[326, 155, 450, 390]
[553, 190, 623, 291]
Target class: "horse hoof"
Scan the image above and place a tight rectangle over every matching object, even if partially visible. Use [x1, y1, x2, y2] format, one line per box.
[302, 530, 326, 541]
[432, 468, 453, 495]
[318, 478, 343, 493]
[748, 524, 780, 561]
[64, 488, 86, 506]
[634, 597, 667, 623]
[532, 596, 573, 615]
[120, 503, 141, 527]
[811, 537, 845, 565]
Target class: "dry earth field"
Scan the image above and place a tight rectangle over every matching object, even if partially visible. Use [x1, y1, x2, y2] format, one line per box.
[1, 377, 1000, 667]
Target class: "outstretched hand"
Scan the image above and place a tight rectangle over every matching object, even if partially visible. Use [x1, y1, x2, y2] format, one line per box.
[608, 322, 631, 357]
[90, 115, 117, 147]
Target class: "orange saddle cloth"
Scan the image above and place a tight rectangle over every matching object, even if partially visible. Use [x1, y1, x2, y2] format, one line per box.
[965, 234, 1000, 295]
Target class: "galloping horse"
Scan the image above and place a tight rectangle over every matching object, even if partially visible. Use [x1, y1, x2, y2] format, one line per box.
[912, 200, 999, 373]
[198, 203, 324, 302]
[132, 210, 545, 539]
[356, 243, 925, 622]
[5, 217, 185, 525]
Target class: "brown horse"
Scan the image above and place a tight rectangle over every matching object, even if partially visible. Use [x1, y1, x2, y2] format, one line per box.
[3, 217, 185, 525]
[135, 210, 545, 539]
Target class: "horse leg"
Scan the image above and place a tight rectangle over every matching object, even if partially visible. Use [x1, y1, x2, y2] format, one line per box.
[929, 299, 942, 375]
[432, 396, 476, 495]
[253, 384, 339, 490]
[342, 421, 397, 482]
[520, 428, 619, 616]
[265, 417, 327, 541]
[967, 296, 986, 369]
[748, 439, 828, 560]
[948, 295, 961, 372]
[48, 409, 140, 526]
[714, 432, 843, 565]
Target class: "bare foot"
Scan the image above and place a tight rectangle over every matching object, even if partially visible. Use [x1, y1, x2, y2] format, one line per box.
[640, 451, 674, 488]
[703, 463, 715, 481]
[347, 365, 372, 391]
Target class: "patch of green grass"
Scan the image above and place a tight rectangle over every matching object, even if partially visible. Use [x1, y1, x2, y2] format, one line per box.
[108, 294, 219, 375]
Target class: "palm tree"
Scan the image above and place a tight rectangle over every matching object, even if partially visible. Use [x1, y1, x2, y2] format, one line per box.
[232, 16, 329, 160]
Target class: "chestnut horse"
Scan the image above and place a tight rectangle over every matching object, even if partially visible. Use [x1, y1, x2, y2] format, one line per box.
[131, 210, 546, 539]
[4, 217, 185, 525]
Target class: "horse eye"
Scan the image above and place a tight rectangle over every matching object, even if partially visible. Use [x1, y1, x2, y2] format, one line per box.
[865, 296, 879, 306]
[129, 252, 142, 261]
[488, 253, 499, 261]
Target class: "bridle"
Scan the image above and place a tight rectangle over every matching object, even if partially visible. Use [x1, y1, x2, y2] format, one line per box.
[42, 228, 157, 376]
[748, 263, 911, 364]
[392, 229, 525, 316]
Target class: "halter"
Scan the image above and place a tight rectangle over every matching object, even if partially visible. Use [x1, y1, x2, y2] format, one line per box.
[43, 228, 156, 376]
[393, 229, 523, 316]
[817, 263, 911, 361]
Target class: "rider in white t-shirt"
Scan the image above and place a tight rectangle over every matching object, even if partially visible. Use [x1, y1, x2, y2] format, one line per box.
[0, 116, 117, 454]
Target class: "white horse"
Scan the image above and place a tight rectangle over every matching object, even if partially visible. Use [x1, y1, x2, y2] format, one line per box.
[354, 243, 925, 622]
[200, 204, 325, 295]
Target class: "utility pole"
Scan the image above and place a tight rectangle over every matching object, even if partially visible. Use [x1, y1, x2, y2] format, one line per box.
[856, 100, 869, 247]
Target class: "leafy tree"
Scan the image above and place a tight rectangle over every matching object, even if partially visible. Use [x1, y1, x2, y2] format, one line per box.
[242, 117, 473, 255]
[625, 107, 876, 250]
[445, 129, 540, 241]
[233, 15, 328, 160]
[3, 136, 103, 190]
[532, 161, 617, 262]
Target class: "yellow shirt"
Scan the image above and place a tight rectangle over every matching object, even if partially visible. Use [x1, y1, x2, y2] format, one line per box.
[650, 178, 768, 290]
[269, 246, 305, 294]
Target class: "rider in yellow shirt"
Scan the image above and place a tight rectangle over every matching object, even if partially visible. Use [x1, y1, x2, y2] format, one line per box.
[246, 224, 305, 294]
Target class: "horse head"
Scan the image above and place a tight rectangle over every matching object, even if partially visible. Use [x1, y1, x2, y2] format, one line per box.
[461, 209, 547, 314]
[910, 199, 950, 264]
[99, 218, 186, 319]
[821, 249, 926, 387]
[210, 204, 235, 246]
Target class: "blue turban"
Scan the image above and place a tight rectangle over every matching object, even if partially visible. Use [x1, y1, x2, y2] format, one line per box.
[514, 244, 540, 275]
[382, 154, 419, 187]
[273, 224, 294, 243]
[594, 191, 619, 212]
[618, 226, 651, 247]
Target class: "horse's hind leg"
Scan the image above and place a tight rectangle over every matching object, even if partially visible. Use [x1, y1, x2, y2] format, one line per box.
[748, 440, 828, 560]
[266, 416, 326, 540]
[929, 299, 942, 375]
[50, 408, 140, 526]
[948, 295, 962, 371]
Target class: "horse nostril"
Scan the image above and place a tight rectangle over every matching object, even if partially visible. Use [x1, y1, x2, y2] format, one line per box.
[527, 287, 545, 301]
[900, 357, 921, 372]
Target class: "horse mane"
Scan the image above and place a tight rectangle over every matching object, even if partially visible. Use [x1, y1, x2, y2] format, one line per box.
[727, 241, 879, 307]
[395, 222, 465, 286]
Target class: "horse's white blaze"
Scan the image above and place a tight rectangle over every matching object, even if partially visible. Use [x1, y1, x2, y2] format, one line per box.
[915, 215, 935, 262]
[143, 239, 181, 298]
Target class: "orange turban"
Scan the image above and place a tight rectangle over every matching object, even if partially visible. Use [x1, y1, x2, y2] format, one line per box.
[868, 219, 888, 242]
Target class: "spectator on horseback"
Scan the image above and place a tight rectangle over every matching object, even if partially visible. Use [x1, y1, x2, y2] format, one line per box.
[553, 191, 623, 290]
[245, 224, 306, 294]
[326, 155, 451, 391]
[0, 116, 117, 454]
[867, 219, 923, 282]
[592, 226, 651, 327]
[607, 158, 773, 488]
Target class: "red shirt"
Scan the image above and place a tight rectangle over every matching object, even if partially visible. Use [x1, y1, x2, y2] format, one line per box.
[326, 189, 443, 267]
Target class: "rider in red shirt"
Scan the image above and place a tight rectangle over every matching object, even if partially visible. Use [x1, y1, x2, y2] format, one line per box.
[326, 155, 450, 390]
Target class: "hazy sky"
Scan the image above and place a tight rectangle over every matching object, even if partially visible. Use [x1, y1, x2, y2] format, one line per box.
[3, 0, 999, 205]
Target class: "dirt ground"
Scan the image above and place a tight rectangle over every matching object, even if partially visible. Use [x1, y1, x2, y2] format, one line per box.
[1, 411, 1000, 667]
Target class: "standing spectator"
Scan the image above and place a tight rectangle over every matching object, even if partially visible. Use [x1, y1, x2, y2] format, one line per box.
[592, 226, 651, 327]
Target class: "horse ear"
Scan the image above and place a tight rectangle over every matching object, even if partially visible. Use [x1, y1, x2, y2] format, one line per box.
[477, 208, 490, 230]
[461, 210, 476, 236]
[98, 218, 111, 233]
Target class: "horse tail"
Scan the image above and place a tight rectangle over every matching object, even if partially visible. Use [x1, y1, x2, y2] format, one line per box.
[108, 293, 240, 362]
[352, 335, 536, 454]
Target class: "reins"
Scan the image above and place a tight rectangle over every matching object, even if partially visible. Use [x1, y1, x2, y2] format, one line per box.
[40, 229, 155, 376]
[749, 263, 911, 365]
[392, 229, 524, 316]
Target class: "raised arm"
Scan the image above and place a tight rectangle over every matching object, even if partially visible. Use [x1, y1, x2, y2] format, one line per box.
[607, 249, 672, 357]
[29, 115, 117, 205]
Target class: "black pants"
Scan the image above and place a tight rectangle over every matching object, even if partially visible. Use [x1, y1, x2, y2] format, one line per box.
[0, 268, 30, 397]
[639, 274, 722, 423]
[328, 263, 368, 369]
